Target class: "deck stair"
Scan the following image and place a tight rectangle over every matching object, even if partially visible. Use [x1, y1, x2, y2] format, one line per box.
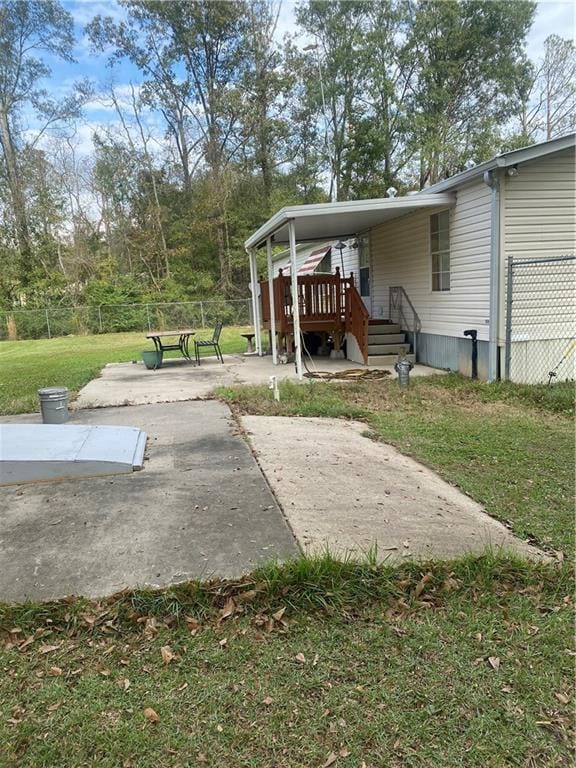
[367, 321, 415, 366]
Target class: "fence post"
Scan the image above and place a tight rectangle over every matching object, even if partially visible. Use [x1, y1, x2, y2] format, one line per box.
[98, 305, 103, 333]
[200, 301, 206, 328]
[504, 256, 514, 381]
[45, 308, 51, 339]
[145, 304, 151, 332]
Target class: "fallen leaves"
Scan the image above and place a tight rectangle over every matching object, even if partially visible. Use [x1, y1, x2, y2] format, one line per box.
[487, 656, 501, 671]
[320, 748, 350, 768]
[219, 598, 236, 622]
[272, 606, 286, 621]
[237, 589, 258, 603]
[38, 643, 61, 655]
[294, 652, 306, 664]
[555, 691, 570, 705]
[262, 696, 273, 706]
[186, 616, 202, 636]
[413, 572, 434, 599]
[143, 707, 160, 723]
[160, 645, 176, 665]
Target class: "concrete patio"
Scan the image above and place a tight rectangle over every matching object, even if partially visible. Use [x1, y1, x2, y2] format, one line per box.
[0, 351, 545, 604]
[243, 416, 547, 563]
[0, 401, 298, 602]
[74, 353, 443, 409]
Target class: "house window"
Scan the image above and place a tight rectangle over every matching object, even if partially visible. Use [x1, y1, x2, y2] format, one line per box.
[358, 235, 370, 296]
[431, 210, 450, 292]
[316, 248, 332, 273]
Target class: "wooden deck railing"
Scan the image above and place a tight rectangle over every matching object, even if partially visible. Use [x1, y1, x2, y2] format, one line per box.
[344, 281, 370, 363]
[260, 268, 369, 363]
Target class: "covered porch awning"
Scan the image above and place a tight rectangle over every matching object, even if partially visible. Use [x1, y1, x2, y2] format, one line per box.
[244, 192, 456, 377]
[245, 193, 455, 250]
[281, 245, 331, 276]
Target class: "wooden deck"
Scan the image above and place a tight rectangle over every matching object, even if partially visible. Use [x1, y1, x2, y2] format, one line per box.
[260, 268, 369, 362]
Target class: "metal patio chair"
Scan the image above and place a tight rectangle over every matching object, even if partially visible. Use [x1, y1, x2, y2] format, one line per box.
[194, 320, 224, 364]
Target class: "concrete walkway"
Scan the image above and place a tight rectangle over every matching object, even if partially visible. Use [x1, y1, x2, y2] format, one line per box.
[0, 402, 298, 602]
[75, 354, 441, 409]
[242, 416, 546, 562]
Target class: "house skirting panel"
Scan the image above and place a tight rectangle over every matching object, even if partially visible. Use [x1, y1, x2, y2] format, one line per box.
[417, 332, 490, 380]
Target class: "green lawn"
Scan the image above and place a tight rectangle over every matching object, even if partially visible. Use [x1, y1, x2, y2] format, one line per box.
[0, 345, 574, 766]
[0, 555, 573, 768]
[0, 328, 250, 415]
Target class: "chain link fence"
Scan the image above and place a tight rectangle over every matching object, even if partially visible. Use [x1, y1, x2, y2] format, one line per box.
[0, 299, 252, 341]
[505, 254, 575, 384]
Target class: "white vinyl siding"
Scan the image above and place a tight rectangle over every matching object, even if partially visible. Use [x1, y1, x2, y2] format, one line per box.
[502, 146, 576, 383]
[333, 241, 359, 282]
[503, 147, 575, 260]
[371, 179, 492, 340]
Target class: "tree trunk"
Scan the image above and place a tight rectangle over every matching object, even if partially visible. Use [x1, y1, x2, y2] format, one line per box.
[178, 120, 192, 192]
[255, 69, 272, 206]
[0, 109, 32, 274]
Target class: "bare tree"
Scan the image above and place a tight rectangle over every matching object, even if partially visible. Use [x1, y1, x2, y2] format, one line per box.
[0, 1, 87, 281]
[519, 34, 576, 141]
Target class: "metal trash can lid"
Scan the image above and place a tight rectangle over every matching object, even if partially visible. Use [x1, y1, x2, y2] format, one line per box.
[38, 387, 69, 399]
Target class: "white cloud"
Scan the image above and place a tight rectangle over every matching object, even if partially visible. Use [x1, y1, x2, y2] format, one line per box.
[64, 0, 128, 28]
[526, 0, 575, 60]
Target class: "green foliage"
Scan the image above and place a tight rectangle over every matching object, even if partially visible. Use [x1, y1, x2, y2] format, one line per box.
[0, 0, 550, 307]
[408, 0, 536, 184]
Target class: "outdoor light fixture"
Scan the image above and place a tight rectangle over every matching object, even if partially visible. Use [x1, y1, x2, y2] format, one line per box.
[506, 165, 519, 177]
[334, 240, 347, 274]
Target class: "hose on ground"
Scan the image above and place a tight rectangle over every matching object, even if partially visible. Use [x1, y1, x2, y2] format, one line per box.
[298, 330, 391, 380]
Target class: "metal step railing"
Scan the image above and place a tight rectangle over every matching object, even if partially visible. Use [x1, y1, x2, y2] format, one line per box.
[389, 286, 421, 361]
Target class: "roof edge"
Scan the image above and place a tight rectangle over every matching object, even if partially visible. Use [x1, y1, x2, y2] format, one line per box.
[245, 192, 455, 250]
[423, 132, 575, 195]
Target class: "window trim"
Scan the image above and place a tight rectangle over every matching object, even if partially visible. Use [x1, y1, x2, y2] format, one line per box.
[430, 209, 451, 293]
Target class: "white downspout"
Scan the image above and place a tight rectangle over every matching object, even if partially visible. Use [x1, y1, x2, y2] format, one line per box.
[288, 219, 303, 379]
[266, 236, 277, 364]
[248, 247, 262, 356]
[483, 170, 501, 382]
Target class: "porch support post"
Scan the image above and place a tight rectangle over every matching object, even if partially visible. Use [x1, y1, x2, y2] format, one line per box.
[266, 236, 277, 364]
[248, 247, 262, 356]
[288, 219, 303, 379]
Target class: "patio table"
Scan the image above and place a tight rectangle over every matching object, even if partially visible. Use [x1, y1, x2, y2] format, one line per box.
[146, 330, 195, 367]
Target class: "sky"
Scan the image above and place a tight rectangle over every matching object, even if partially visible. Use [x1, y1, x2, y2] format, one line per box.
[35, 0, 576, 155]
